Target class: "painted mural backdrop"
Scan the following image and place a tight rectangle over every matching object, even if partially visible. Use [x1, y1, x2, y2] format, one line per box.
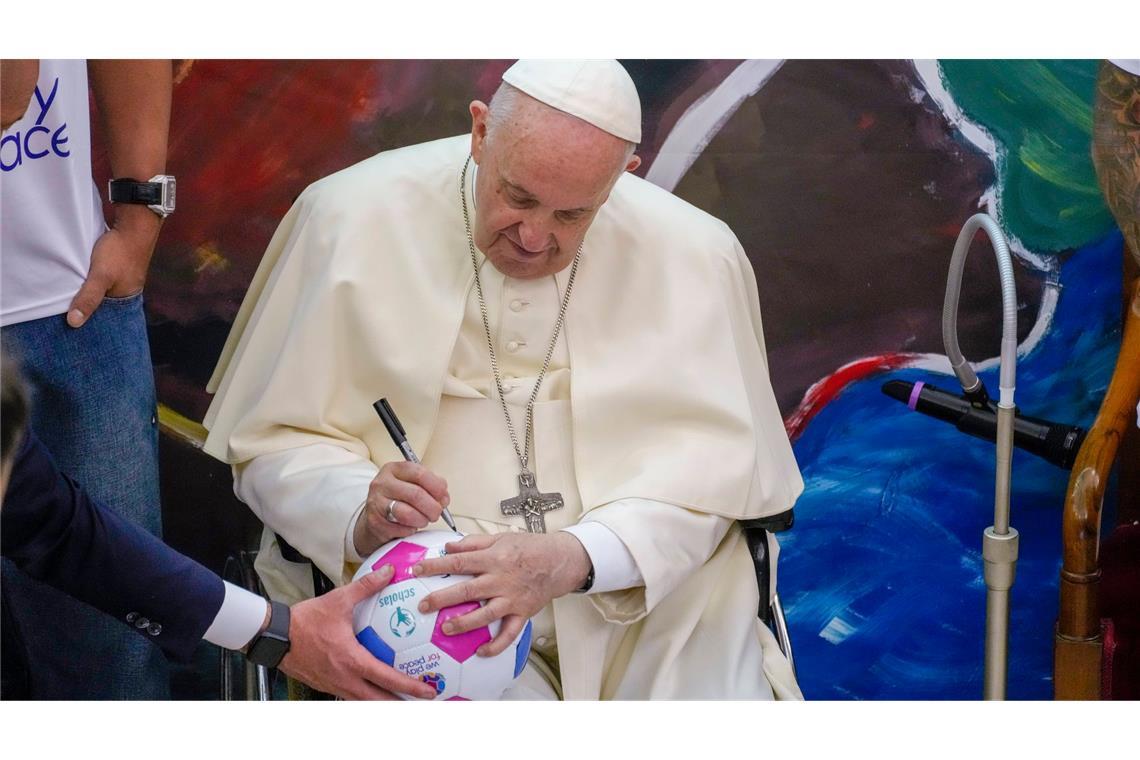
[140, 60, 1122, 699]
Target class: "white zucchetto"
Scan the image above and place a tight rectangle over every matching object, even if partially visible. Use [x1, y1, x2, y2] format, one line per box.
[501, 59, 642, 144]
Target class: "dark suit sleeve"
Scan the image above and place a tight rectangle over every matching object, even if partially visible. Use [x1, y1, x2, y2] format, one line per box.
[1, 432, 226, 662]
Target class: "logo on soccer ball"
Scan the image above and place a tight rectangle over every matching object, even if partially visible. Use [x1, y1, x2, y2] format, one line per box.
[389, 607, 417, 637]
[421, 672, 446, 694]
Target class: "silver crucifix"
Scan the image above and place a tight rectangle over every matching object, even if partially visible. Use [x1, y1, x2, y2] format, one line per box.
[500, 471, 564, 534]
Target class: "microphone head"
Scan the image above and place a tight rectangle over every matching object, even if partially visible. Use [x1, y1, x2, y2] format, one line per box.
[1046, 424, 1086, 470]
[881, 380, 913, 404]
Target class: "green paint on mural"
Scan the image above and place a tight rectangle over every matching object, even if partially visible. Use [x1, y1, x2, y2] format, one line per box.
[938, 60, 1114, 252]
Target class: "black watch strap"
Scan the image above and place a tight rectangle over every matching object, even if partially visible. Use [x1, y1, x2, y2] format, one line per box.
[246, 600, 291, 668]
[109, 178, 163, 206]
[575, 565, 595, 594]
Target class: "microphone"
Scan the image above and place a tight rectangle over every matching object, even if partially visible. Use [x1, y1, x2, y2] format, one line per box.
[881, 379, 1087, 470]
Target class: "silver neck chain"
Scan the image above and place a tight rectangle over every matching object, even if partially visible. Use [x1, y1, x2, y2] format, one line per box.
[460, 154, 582, 473]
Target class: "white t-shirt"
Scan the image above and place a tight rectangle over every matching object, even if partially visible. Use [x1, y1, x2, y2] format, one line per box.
[1, 59, 105, 327]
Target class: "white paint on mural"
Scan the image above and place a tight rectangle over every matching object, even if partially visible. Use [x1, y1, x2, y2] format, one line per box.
[644, 58, 1060, 390]
[908, 60, 1057, 372]
[819, 615, 858, 645]
[644, 59, 784, 192]
[911, 59, 1052, 274]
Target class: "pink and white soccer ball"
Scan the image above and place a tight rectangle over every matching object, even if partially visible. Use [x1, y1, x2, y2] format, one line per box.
[352, 530, 533, 700]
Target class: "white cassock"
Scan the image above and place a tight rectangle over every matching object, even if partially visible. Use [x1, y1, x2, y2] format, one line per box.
[203, 135, 805, 699]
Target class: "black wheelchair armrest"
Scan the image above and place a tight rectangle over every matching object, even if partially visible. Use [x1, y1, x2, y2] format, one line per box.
[740, 509, 795, 534]
[740, 509, 794, 625]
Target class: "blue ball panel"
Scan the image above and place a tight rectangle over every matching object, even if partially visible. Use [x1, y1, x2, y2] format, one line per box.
[513, 620, 533, 678]
[357, 626, 396, 667]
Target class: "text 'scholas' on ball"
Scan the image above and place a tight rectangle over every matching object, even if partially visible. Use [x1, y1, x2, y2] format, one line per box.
[352, 530, 534, 700]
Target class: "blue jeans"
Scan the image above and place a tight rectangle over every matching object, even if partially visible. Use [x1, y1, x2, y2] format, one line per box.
[1, 291, 170, 699]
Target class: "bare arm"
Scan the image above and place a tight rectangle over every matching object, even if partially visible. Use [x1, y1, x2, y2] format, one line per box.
[87, 59, 172, 182]
[67, 60, 173, 327]
[1, 59, 39, 131]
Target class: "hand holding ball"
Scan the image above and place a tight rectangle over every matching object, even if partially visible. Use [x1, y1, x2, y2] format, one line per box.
[352, 530, 533, 700]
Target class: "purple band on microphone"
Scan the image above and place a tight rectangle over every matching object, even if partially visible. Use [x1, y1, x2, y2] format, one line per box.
[908, 381, 925, 411]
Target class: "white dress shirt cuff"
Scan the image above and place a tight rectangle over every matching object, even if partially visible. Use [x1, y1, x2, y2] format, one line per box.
[202, 581, 271, 651]
[560, 520, 644, 594]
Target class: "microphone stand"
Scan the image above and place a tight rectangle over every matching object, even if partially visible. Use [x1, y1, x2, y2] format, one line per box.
[942, 213, 1019, 700]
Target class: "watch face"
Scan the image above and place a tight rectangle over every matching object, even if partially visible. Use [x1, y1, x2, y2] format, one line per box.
[161, 177, 176, 213]
[249, 634, 290, 668]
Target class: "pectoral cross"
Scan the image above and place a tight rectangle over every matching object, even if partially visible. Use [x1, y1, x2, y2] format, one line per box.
[500, 471, 563, 534]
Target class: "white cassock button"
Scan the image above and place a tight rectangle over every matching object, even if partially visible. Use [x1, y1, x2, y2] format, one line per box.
[509, 299, 525, 312]
[535, 636, 549, 647]
[506, 340, 521, 353]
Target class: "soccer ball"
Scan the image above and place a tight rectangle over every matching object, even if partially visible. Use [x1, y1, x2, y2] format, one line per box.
[352, 530, 533, 700]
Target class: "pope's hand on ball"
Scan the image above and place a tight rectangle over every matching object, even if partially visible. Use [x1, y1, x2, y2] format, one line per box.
[411, 532, 591, 656]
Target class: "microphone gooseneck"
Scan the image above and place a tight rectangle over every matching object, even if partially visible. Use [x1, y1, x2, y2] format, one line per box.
[941, 213, 1020, 701]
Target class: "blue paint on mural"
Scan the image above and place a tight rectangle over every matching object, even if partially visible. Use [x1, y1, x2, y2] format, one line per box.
[780, 230, 1124, 699]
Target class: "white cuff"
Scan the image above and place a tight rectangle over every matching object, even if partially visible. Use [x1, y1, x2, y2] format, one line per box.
[202, 581, 270, 651]
[560, 520, 644, 594]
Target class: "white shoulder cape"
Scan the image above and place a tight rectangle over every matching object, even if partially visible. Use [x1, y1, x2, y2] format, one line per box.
[204, 135, 802, 520]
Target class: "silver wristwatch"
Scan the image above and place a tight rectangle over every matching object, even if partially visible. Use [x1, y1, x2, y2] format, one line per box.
[108, 174, 177, 219]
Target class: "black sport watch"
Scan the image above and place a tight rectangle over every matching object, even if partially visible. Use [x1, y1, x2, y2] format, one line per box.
[574, 564, 595, 594]
[245, 600, 291, 668]
[108, 174, 176, 218]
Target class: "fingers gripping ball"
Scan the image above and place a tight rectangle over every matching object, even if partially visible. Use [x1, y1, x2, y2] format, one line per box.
[352, 530, 534, 700]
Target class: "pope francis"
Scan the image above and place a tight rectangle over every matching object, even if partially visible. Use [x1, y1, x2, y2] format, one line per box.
[203, 59, 804, 700]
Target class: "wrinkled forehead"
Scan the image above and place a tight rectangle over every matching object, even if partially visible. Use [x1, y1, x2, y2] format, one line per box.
[490, 102, 629, 208]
